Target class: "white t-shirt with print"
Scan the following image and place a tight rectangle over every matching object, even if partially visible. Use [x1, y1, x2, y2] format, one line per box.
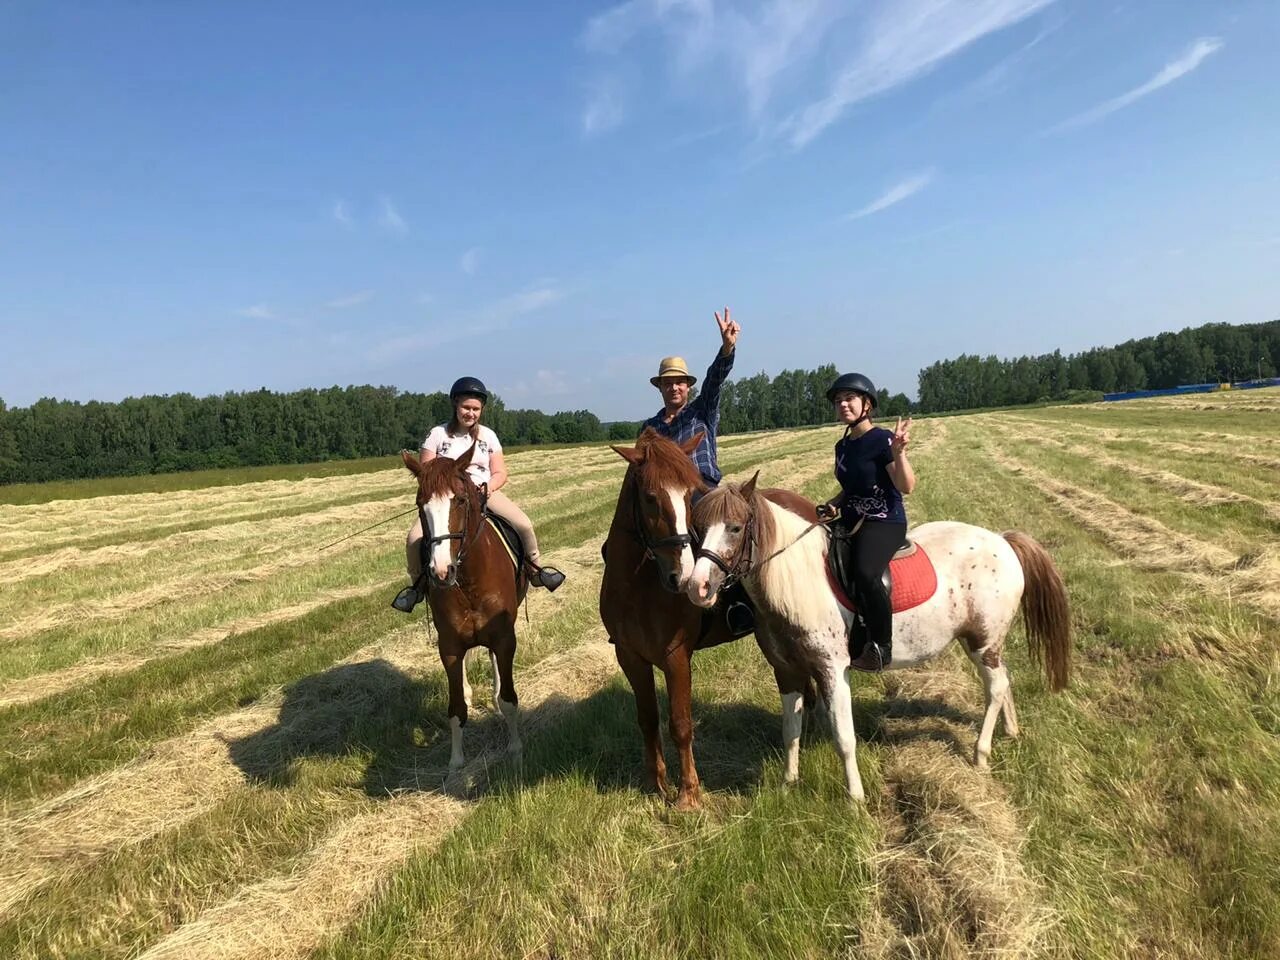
[421, 424, 502, 487]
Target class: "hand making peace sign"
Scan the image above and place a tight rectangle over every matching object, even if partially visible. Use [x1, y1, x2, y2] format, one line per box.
[715, 306, 740, 354]
[891, 416, 913, 457]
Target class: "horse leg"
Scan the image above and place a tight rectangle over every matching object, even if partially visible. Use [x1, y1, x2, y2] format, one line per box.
[967, 646, 1012, 769]
[461, 648, 474, 713]
[773, 665, 808, 785]
[663, 648, 701, 811]
[1001, 680, 1020, 738]
[820, 663, 865, 803]
[440, 648, 469, 771]
[491, 638, 522, 774]
[616, 645, 669, 801]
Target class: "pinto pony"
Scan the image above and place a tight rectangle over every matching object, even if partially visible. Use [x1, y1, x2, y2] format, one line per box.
[402, 446, 528, 774]
[687, 476, 1071, 802]
[599, 429, 741, 810]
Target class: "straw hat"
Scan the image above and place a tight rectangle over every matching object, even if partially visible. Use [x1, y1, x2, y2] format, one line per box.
[650, 356, 698, 387]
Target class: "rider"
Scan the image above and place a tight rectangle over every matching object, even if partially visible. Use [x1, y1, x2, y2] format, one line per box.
[392, 376, 565, 613]
[642, 308, 753, 636]
[816, 373, 915, 672]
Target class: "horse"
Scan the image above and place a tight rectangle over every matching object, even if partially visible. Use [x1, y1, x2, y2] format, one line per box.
[599, 428, 744, 811]
[401, 445, 528, 774]
[686, 475, 1071, 802]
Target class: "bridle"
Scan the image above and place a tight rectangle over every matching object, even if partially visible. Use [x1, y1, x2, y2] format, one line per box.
[626, 475, 699, 593]
[695, 494, 826, 593]
[419, 480, 487, 588]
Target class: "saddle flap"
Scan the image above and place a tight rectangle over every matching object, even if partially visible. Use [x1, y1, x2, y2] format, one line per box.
[483, 512, 524, 571]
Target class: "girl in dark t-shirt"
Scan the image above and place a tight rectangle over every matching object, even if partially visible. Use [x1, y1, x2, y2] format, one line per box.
[817, 373, 915, 672]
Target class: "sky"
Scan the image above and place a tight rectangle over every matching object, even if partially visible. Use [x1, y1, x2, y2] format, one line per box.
[2, 0, 1278, 419]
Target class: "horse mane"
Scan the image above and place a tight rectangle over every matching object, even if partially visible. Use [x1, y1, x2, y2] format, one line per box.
[419, 455, 475, 502]
[635, 428, 707, 494]
[753, 496, 833, 629]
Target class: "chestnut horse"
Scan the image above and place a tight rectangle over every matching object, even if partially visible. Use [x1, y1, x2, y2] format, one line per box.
[687, 476, 1072, 802]
[401, 446, 527, 773]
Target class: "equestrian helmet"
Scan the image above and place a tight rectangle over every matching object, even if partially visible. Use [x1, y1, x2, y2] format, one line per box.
[826, 372, 878, 407]
[449, 376, 489, 403]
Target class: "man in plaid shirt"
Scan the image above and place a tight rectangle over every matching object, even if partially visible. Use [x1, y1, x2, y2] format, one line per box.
[642, 308, 739, 486]
[641, 308, 754, 638]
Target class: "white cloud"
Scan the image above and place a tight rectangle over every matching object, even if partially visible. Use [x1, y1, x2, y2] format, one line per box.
[323, 290, 375, 310]
[507, 369, 574, 399]
[235, 304, 275, 320]
[367, 282, 565, 363]
[846, 170, 935, 220]
[378, 196, 408, 234]
[332, 200, 353, 228]
[784, 0, 1055, 148]
[582, 79, 626, 136]
[459, 247, 482, 276]
[1045, 36, 1223, 134]
[579, 0, 1055, 149]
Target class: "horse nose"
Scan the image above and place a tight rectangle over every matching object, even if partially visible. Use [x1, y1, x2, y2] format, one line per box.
[666, 572, 681, 591]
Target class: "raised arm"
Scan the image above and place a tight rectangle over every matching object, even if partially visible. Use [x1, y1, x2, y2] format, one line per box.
[697, 306, 739, 415]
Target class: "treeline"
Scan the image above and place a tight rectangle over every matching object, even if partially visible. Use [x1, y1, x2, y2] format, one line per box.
[0, 387, 617, 485]
[917, 320, 1279, 413]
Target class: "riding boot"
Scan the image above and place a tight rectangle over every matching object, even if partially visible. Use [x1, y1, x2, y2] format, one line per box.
[721, 580, 755, 638]
[391, 583, 422, 613]
[849, 579, 892, 672]
[528, 563, 566, 592]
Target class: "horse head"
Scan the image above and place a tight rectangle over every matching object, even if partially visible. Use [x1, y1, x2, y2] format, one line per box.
[610, 428, 708, 593]
[688, 472, 768, 606]
[402, 444, 481, 588]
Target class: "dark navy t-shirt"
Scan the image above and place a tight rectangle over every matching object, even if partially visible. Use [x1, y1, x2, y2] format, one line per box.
[834, 426, 906, 524]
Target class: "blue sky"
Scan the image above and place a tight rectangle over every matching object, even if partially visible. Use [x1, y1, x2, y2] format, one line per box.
[2, 1, 1277, 418]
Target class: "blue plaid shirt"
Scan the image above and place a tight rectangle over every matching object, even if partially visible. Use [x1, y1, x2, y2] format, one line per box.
[642, 350, 735, 486]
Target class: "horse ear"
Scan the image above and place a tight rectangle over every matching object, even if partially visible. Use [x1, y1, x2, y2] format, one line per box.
[740, 471, 759, 499]
[401, 449, 422, 476]
[679, 431, 706, 456]
[611, 444, 644, 466]
[453, 442, 476, 472]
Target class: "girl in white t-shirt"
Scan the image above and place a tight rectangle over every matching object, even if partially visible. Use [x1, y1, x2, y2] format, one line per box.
[393, 377, 565, 612]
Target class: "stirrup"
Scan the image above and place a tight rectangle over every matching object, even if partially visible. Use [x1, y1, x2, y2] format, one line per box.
[849, 642, 889, 673]
[529, 565, 566, 592]
[391, 585, 421, 613]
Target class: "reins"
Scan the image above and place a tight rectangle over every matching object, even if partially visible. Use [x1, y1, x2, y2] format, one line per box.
[319, 506, 419, 551]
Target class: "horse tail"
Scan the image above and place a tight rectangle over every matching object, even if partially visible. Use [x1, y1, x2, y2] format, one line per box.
[1003, 531, 1071, 692]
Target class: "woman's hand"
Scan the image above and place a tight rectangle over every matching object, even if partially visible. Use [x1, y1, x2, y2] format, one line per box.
[716, 306, 740, 355]
[816, 502, 840, 524]
[891, 416, 913, 458]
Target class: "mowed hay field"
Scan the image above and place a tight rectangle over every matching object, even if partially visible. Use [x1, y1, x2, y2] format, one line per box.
[2, 389, 1278, 960]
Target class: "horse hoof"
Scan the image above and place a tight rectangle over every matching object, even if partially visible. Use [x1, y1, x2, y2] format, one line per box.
[672, 793, 702, 812]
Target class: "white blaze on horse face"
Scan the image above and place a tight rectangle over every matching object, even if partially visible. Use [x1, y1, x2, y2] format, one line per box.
[666, 487, 695, 589]
[424, 493, 455, 580]
[688, 521, 726, 606]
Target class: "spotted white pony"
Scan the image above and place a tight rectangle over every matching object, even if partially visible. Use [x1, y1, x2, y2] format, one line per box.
[687, 476, 1071, 802]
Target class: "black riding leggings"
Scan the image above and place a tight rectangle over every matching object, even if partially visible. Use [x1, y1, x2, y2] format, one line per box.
[846, 519, 906, 651]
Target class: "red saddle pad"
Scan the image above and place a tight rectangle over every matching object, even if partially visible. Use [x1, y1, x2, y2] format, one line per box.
[826, 545, 938, 614]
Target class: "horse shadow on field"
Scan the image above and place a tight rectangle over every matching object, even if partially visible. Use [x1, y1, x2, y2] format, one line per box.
[226, 656, 983, 803]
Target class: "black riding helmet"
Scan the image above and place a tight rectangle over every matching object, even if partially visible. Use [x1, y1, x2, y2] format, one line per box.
[826, 372, 878, 407]
[449, 376, 489, 403]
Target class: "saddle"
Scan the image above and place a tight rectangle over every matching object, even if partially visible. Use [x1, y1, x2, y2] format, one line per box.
[826, 531, 936, 617]
[483, 510, 526, 578]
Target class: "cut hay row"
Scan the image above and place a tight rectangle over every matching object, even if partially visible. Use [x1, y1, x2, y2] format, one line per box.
[134, 640, 619, 960]
[864, 662, 1055, 958]
[0, 533, 608, 922]
[0, 581, 389, 709]
[983, 440, 1237, 571]
[996, 430, 1280, 526]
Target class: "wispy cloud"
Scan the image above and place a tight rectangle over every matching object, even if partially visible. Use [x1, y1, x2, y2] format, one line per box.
[582, 78, 626, 136]
[1046, 36, 1224, 134]
[846, 170, 935, 220]
[235, 304, 275, 321]
[580, 0, 1056, 149]
[378, 196, 408, 234]
[506, 369, 574, 399]
[367, 282, 565, 363]
[459, 247, 482, 276]
[332, 200, 353, 228]
[323, 290, 375, 310]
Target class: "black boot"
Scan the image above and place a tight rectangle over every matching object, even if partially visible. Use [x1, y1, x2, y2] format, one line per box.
[391, 584, 421, 613]
[529, 564, 566, 592]
[849, 580, 892, 672]
[721, 580, 755, 639]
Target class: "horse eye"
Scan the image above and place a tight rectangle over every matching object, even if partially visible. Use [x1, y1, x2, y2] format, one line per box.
[728, 524, 743, 535]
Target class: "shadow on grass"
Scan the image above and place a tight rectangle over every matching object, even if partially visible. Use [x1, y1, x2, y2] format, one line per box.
[226, 656, 984, 803]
